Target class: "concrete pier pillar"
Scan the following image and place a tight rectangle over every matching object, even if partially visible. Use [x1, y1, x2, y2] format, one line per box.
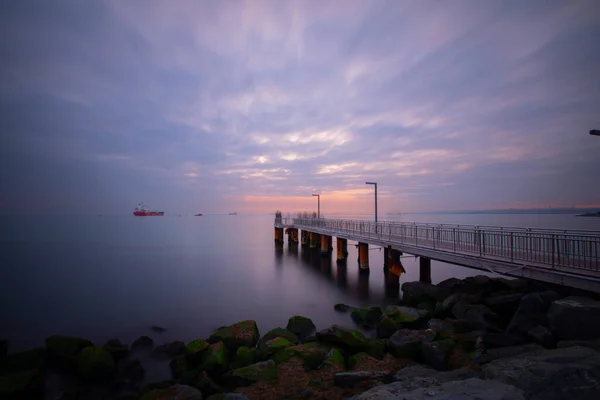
[286, 228, 298, 245]
[274, 227, 284, 244]
[292, 229, 299, 244]
[358, 242, 369, 272]
[419, 257, 432, 283]
[301, 230, 308, 247]
[320, 235, 332, 255]
[336, 237, 348, 264]
[309, 232, 320, 249]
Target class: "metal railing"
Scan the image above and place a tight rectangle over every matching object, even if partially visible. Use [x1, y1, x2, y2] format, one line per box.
[280, 217, 600, 273]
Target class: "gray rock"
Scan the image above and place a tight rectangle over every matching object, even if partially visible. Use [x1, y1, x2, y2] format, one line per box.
[484, 291, 523, 319]
[505, 291, 560, 341]
[387, 329, 435, 358]
[464, 304, 503, 332]
[527, 325, 555, 347]
[333, 370, 390, 387]
[474, 343, 545, 365]
[385, 305, 429, 322]
[427, 318, 454, 337]
[557, 338, 600, 351]
[547, 296, 600, 341]
[421, 340, 451, 370]
[401, 281, 443, 306]
[152, 384, 203, 400]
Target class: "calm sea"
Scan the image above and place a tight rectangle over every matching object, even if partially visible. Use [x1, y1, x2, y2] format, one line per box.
[1, 212, 599, 355]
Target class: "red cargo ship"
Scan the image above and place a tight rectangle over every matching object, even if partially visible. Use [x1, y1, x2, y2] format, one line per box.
[133, 202, 164, 216]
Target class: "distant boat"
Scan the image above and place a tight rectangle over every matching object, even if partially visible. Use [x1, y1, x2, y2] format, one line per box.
[228, 212, 237, 215]
[195, 213, 203, 216]
[133, 202, 164, 216]
[576, 211, 600, 217]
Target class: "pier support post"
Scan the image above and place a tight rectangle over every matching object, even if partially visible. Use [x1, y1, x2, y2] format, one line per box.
[358, 242, 369, 272]
[385, 246, 406, 276]
[309, 232, 320, 249]
[292, 229, 299, 244]
[274, 227, 284, 244]
[336, 238, 348, 264]
[419, 257, 432, 283]
[321, 235, 332, 256]
[301, 230, 308, 247]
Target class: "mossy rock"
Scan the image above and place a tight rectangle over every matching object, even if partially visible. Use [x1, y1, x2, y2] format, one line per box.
[385, 305, 428, 324]
[209, 320, 260, 350]
[46, 335, 93, 366]
[377, 315, 401, 339]
[315, 325, 367, 349]
[231, 346, 256, 369]
[363, 339, 387, 360]
[140, 384, 203, 400]
[259, 328, 299, 346]
[103, 339, 130, 362]
[224, 360, 277, 387]
[349, 352, 370, 369]
[319, 348, 345, 369]
[206, 394, 251, 400]
[286, 316, 316, 340]
[169, 355, 188, 379]
[185, 338, 210, 367]
[351, 306, 383, 326]
[271, 348, 295, 364]
[286, 343, 330, 371]
[140, 379, 177, 395]
[1, 348, 45, 375]
[202, 341, 230, 374]
[0, 369, 44, 400]
[76, 346, 115, 380]
[195, 370, 223, 397]
[258, 337, 295, 360]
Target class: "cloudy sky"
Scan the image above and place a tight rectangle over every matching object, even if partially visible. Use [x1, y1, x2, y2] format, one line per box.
[1, 0, 599, 214]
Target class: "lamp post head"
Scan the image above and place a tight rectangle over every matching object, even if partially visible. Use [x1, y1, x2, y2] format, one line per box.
[365, 181, 377, 185]
[590, 130, 600, 136]
[312, 194, 319, 197]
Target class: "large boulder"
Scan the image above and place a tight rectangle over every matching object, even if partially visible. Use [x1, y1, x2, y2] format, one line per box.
[103, 339, 130, 362]
[257, 337, 295, 360]
[209, 320, 260, 350]
[230, 346, 256, 369]
[319, 348, 345, 369]
[45, 335, 93, 366]
[483, 291, 523, 321]
[131, 336, 154, 352]
[387, 329, 435, 358]
[224, 360, 277, 387]
[76, 346, 115, 380]
[401, 282, 444, 306]
[272, 342, 330, 370]
[202, 341, 229, 374]
[185, 339, 210, 367]
[351, 306, 383, 327]
[1, 348, 45, 375]
[0, 369, 44, 400]
[140, 384, 203, 400]
[421, 340, 451, 371]
[258, 328, 299, 346]
[505, 291, 560, 342]
[286, 316, 316, 341]
[385, 305, 429, 325]
[463, 304, 503, 332]
[316, 325, 368, 350]
[376, 316, 401, 339]
[547, 296, 600, 341]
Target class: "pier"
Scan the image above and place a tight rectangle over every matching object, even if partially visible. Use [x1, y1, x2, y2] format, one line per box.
[274, 213, 600, 293]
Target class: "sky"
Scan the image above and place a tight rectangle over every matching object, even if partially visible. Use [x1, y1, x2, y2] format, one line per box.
[1, 0, 599, 215]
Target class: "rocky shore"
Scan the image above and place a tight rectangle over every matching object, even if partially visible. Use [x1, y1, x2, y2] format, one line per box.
[2, 275, 600, 399]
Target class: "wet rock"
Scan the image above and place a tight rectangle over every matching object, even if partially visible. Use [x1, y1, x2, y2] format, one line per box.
[195, 370, 223, 397]
[481, 332, 523, 349]
[484, 291, 523, 320]
[427, 319, 454, 339]
[286, 316, 316, 341]
[230, 346, 256, 369]
[557, 338, 600, 351]
[452, 319, 473, 333]
[351, 306, 383, 326]
[436, 277, 466, 296]
[76, 345, 115, 380]
[334, 370, 390, 387]
[376, 315, 401, 339]
[363, 339, 387, 360]
[202, 341, 229, 374]
[119, 358, 145, 382]
[385, 305, 428, 324]
[463, 304, 503, 332]
[401, 281, 443, 306]
[1, 347, 45, 375]
[224, 360, 277, 387]
[334, 303, 353, 312]
[505, 291, 559, 341]
[169, 355, 188, 379]
[103, 339, 130, 362]
[152, 341, 185, 360]
[150, 325, 166, 333]
[274, 342, 330, 370]
[387, 329, 435, 358]
[185, 338, 210, 367]
[527, 325, 555, 348]
[319, 348, 345, 370]
[547, 296, 600, 341]
[209, 320, 260, 350]
[0, 369, 44, 400]
[141, 384, 203, 400]
[257, 337, 295, 359]
[131, 335, 154, 352]
[474, 343, 545, 365]
[316, 325, 368, 349]
[46, 335, 93, 367]
[259, 328, 299, 346]
[421, 340, 451, 370]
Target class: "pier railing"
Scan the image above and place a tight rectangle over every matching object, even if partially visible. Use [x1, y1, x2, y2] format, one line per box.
[284, 217, 600, 272]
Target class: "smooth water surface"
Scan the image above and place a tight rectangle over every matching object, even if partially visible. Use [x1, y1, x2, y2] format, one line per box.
[1, 212, 599, 353]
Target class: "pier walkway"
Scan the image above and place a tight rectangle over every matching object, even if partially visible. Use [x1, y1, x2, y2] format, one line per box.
[274, 216, 600, 293]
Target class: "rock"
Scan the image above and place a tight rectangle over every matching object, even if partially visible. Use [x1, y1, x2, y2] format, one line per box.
[385, 305, 429, 325]
[230, 346, 256, 369]
[547, 296, 600, 341]
[351, 306, 383, 327]
[209, 320, 260, 350]
[316, 325, 368, 349]
[474, 343, 545, 365]
[119, 358, 145, 382]
[319, 348, 345, 369]
[364, 339, 387, 360]
[259, 328, 299, 346]
[481, 332, 523, 349]
[0, 340, 6, 361]
[257, 337, 295, 359]
[436, 277, 466, 296]
[103, 339, 130, 362]
[463, 304, 503, 332]
[152, 341, 185, 360]
[302, 334, 317, 343]
[76, 346, 115, 380]
[484, 292, 523, 320]
[527, 325, 555, 348]
[202, 341, 229, 374]
[557, 338, 600, 351]
[194, 370, 222, 397]
[206, 394, 250, 400]
[376, 315, 400, 339]
[224, 360, 277, 387]
[286, 316, 316, 341]
[421, 340, 451, 370]
[45, 335, 93, 366]
[185, 338, 210, 367]
[387, 329, 435, 358]
[392, 364, 481, 384]
[300, 388, 314, 399]
[401, 281, 443, 306]
[140, 379, 177, 395]
[452, 319, 473, 333]
[334, 371, 390, 387]
[506, 291, 560, 341]
[427, 319, 454, 339]
[334, 303, 353, 312]
[150, 325, 166, 333]
[131, 335, 154, 351]
[141, 384, 203, 400]
[483, 346, 600, 398]
[275, 342, 330, 370]
[169, 355, 188, 379]
[0, 369, 44, 400]
[1, 348, 45, 375]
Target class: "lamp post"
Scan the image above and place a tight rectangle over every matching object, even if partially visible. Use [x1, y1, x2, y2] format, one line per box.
[590, 130, 600, 136]
[312, 194, 320, 219]
[365, 182, 378, 223]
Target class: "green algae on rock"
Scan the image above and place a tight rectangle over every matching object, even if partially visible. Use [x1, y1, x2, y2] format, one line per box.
[209, 320, 260, 350]
[258, 337, 295, 360]
[319, 348, 345, 369]
[225, 360, 278, 387]
[185, 338, 210, 366]
[76, 345, 115, 380]
[316, 325, 368, 349]
[202, 341, 230, 374]
[286, 316, 316, 340]
[140, 384, 203, 400]
[285, 342, 331, 370]
[351, 306, 383, 326]
[231, 346, 256, 369]
[259, 327, 299, 345]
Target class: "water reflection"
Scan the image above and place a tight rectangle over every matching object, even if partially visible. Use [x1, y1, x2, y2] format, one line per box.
[274, 243, 284, 267]
[383, 268, 400, 299]
[357, 272, 369, 300]
[336, 264, 348, 289]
